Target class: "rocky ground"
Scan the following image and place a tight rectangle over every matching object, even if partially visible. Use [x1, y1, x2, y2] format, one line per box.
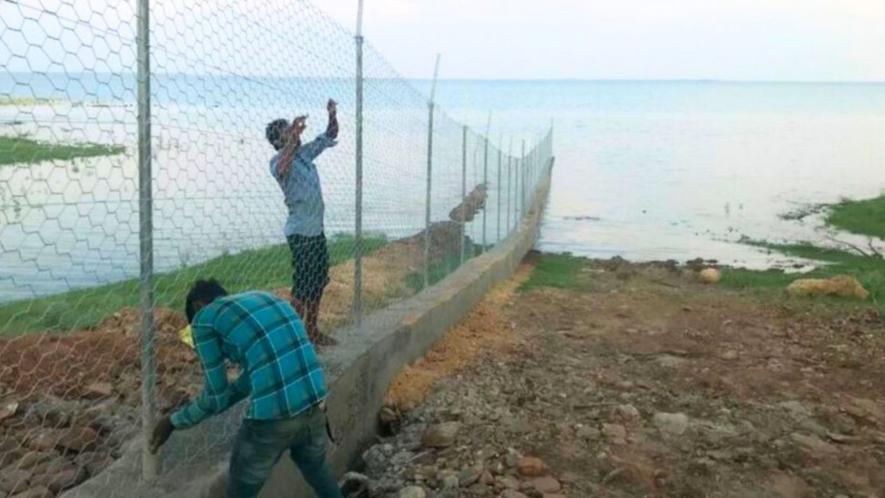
[0, 223, 470, 498]
[353, 254, 885, 498]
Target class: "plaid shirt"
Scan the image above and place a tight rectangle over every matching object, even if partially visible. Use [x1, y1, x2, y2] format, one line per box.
[170, 291, 327, 429]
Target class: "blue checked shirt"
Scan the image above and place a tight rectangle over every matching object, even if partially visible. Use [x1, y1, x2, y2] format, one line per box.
[270, 132, 337, 237]
[170, 291, 327, 429]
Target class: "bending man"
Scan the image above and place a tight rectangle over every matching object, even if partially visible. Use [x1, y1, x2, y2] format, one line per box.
[150, 279, 342, 498]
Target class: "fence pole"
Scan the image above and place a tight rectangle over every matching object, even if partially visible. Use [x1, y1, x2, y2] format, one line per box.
[352, 0, 365, 326]
[496, 144, 502, 243]
[423, 54, 441, 289]
[506, 139, 512, 234]
[459, 125, 467, 265]
[520, 139, 526, 222]
[481, 113, 490, 253]
[136, 0, 158, 481]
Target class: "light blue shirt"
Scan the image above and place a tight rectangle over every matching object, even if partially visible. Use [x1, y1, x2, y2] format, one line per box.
[269, 133, 337, 237]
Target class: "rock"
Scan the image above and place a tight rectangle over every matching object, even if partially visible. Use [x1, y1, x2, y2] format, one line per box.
[842, 396, 883, 424]
[0, 448, 24, 469]
[9, 488, 53, 498]
[516, 456, 546, 477]
[421, 422, 461, 448]
[24, 397, 75, 428]
[32, 466, 88, 493]
[542, 495, 566, 498]
[699, 268, 721, 284]
[0, 468, 31, 495]
[559, 471, 579, 484]
[458, 468, 481, 487]
[655, 354, 687, 368]
[616, 404, 640, 421]
[790, 433, 838, 457]
[441, 474, 459, 489]
[529, 477, 562, 494]
[720, 350, 739, 361]
[497, 476, 520, 489]
[0, 401, 19, 422]
[499, 490, 529, 498]
[479, 471, 494, 485]
[576, 425, 600, 440]
[15, 451, 56, 470]
[340, 472, 370, 498]
[73, 452, 113, 477]
[362, 444, 391, 476]
[379, 406, 402, 436]
[468, 482, 489, 496]
[57, 426, 99, 452]
[398, 485, 427, 498]
[653, 413, 689, 436]
[602, 423, 627, 444]
[778, 401, 811, 421]
[27, 430, 62, 452]
[83, 382, 113, 399]
[787, 275, 868, 300]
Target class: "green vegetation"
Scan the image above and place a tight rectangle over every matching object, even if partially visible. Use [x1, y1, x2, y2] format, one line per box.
[0, 235, 386, 335]
[0, 96, 55, 106]
[721, 241, 884, 303]
[520, 253, 588, 291]
[826, 195, 885, 239]
[0, 136, 125, 166]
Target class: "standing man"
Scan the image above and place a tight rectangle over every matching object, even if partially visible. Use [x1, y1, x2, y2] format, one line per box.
[265, 99, 339, 346]
[150, 279, 343, 498]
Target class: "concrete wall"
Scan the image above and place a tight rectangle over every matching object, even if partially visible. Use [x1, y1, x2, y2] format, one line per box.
[62, 161, 552, 498]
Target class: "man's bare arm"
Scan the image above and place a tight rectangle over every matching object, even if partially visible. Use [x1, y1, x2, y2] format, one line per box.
[277, 116, 307, 177]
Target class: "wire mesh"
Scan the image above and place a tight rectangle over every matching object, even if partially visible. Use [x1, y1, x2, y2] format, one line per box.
[0, 0, 554, 494]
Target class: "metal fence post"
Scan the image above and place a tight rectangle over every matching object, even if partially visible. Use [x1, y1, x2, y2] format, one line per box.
[136, 0, 158, 481]
[506, 140, 512, 235]
[481, 114, 490, 253]
[496, 145, 502, 243]
[520, 139, 526, 222]
[423, 54, 440, 289]
[459, 125, 467, 265]
[352, 0, 365, 326]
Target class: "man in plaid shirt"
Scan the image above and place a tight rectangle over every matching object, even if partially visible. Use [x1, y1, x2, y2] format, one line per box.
[150, 279, 342, 498]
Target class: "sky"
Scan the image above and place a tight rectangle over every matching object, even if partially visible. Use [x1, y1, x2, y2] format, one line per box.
[2, 0, 884, 82]
[319, 0, 885, 81]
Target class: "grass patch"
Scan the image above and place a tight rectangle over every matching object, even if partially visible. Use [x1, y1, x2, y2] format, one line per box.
[826, 195, 885, 239]
[520, 253, 588, 292]
[0, 234, 386, 335]
[0, 136, 125, 166]
[723, 240, 885, 307]
[0, 96, 55, 106]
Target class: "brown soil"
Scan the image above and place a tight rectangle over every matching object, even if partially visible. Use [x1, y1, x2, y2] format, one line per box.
[0, 221, 467, 496]
[379, 254, 885, 498]
[384, 263, 533, 412]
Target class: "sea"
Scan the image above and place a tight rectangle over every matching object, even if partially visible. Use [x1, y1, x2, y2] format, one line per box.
[2, 75, 885, 302]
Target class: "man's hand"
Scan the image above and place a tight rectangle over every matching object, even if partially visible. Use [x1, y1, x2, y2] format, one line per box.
[150, 415, 175, 454]
[289, 115, 308, 140]
[327, 99, 337, 116]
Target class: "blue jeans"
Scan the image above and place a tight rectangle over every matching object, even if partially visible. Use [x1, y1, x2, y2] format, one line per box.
[227, 407, 343, 498]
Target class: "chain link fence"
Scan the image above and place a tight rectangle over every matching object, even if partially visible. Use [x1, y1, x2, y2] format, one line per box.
[0, 0, 553, 494]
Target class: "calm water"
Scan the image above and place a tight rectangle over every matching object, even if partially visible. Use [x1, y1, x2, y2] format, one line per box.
[434, 80, 885, 265]
[2, 77, 885, 301]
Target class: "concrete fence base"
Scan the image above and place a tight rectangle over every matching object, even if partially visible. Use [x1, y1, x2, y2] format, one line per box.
[62, 161, 553, 498]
